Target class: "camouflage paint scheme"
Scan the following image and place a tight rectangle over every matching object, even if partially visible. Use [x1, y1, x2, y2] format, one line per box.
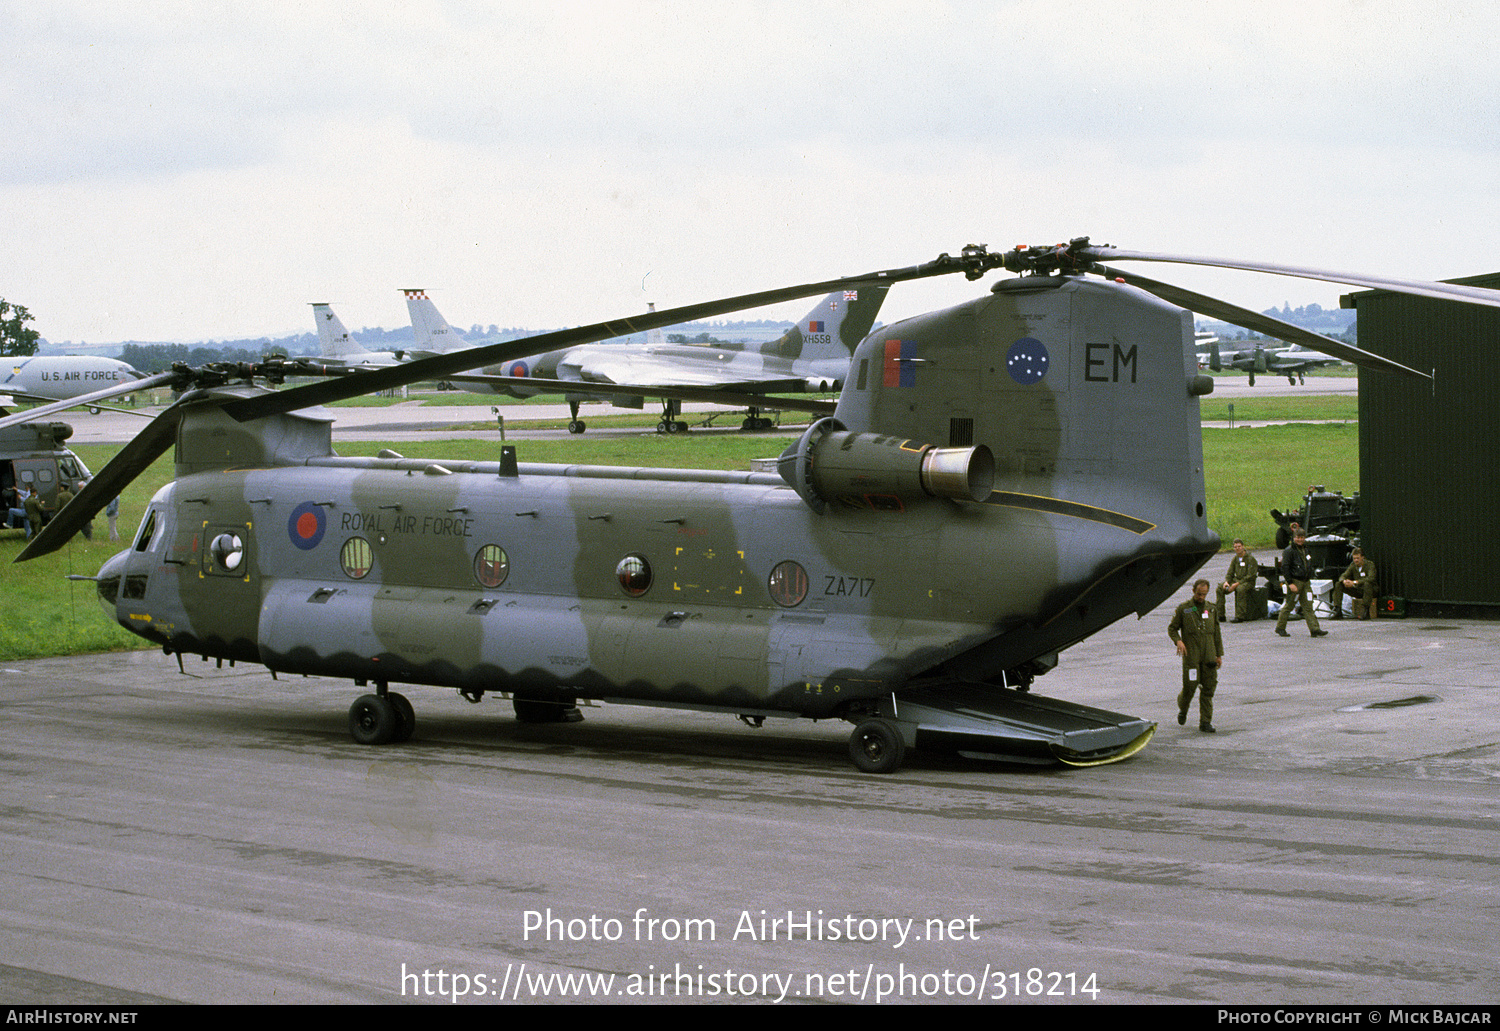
[94, 274, 1217, 766]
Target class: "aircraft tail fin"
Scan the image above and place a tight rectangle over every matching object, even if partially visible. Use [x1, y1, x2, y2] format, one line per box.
[761, 286, 891, 360]
[311, 303, 359, 360]
[403, 289, 468, 355]
[646, 303, 665, 346]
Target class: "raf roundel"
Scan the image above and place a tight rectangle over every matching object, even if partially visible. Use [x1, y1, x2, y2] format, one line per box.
[508, 360, 529, 378]
[288, 501, 326, 551]
[1006, 337, 1050, 385]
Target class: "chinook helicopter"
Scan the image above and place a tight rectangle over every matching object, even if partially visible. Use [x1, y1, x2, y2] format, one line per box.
[6, 240, 1486, 773]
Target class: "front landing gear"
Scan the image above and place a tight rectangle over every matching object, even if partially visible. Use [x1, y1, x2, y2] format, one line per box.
[348, 684, 414, 744]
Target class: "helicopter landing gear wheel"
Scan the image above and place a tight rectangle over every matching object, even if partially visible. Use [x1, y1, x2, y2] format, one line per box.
[349, 694, 399, 745]
[849, 719, 906, 774]
[388, 692, 415, 742]
[568, 420, 586, 434]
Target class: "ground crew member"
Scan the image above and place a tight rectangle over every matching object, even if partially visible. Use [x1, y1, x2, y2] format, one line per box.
[1276, 528, 1328, 638]
[1216, 538, 1258, 622]
[1169, 578, 1223, 732]
[57, 481, 92, 540]
[23, 488, 50, 540]
[1331, 547, 1376, 619]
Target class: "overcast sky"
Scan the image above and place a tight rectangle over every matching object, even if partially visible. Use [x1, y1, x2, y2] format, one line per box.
[3, 0, 1496, 345]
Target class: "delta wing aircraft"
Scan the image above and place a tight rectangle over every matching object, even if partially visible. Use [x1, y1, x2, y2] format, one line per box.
[7, 240, 1481, 773]
[2, 355, 147, 404]
[404, 286, 889, 433]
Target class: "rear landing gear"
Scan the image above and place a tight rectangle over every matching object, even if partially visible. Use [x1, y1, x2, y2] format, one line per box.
[848, 719, 906, 774]
[740, 408, 775, 431]
[656, 399, 689, 434]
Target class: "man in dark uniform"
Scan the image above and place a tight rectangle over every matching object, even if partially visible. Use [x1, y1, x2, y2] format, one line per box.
[1215, 538, 1258, 622]
[1169, 579, 1224, 732]
[1330, 547, 1376, 619]
[1276, 528, 1328, 638]
[23, 488, 51, 540]
[56, 481, 92, 541]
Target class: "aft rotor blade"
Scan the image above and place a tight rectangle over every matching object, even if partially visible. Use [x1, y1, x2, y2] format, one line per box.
[1094, 265, 1431, 380]
[0, 371, 179, 433]
[16, 403, 186, 562]
[1081, 246, 1500, 310]
[220, 248, 1004, 422]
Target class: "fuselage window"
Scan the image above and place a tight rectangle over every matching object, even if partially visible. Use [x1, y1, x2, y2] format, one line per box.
[474, 544, 510, 588]
[768, 560, 809, 607]
[210, 532, 244, 573]
[134, 509, 157, 552]
[340, 537, 373, 579]
[616, 554, 652, 597]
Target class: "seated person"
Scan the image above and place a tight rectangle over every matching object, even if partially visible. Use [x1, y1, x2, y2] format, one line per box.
[1215, 538, 1258, 622]
[1331, 547, 1376, 619]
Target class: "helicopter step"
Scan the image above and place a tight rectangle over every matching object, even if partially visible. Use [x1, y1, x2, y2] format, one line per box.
[849, 683, 1156, 773]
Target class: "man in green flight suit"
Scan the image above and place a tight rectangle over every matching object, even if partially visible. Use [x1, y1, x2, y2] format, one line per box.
[1168, 579, 1224, 732]
[1276, 528, 1328, 639]
[1215, 538, 1258, 622]
[1330, 547, 1376, 619]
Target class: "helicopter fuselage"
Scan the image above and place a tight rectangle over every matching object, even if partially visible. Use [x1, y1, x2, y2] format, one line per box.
[99, 449, 1201, 721]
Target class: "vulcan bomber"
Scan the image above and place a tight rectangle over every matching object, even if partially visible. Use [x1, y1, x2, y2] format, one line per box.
[7, 240, 1479, 772]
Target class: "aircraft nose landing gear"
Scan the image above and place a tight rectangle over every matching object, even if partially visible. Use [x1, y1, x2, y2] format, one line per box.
[349, 683, 415, 744]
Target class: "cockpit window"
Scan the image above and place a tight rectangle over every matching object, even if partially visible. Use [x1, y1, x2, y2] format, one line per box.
[134, 508, 157, 552]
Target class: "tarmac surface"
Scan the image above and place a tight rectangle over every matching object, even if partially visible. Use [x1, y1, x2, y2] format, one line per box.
[1, 574, 1496, 1005]
[12, 373, 1494, 1007]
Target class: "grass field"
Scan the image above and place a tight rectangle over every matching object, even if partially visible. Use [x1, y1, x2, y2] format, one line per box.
[0, 412, 1357, 661]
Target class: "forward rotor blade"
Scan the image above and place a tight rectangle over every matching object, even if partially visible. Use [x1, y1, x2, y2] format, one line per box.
[1095, 265, 1431, 380]
[0, 371, 179, 433]
[220, 248, 1003, 422]
[1081, 246, 1500, 310]
[16, 403, 186, 562]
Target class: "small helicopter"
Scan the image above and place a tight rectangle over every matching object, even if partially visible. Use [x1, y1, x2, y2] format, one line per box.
[6, 240, 1488, 772]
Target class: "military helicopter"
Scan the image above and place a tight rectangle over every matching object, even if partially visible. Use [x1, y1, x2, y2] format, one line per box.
[0, 418, 93, 527]
[5, 240, 1486, 773]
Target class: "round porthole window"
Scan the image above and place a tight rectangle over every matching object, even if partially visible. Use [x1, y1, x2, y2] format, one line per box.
[340, 537, 373, 579]
[474, 544, 510, 588]
[616, 554, 652, 597]
[210, 532, 244, 572]
[768, 560, 808, 607]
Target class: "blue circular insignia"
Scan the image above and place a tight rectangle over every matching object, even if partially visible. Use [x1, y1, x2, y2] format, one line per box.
[288, 501, 326, 551]
[1006, 337, 1050, 385]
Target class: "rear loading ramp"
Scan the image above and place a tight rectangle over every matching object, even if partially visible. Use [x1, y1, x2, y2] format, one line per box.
[874, 682, 1156, 768]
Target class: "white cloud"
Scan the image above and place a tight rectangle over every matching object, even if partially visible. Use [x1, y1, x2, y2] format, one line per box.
[3, 0, 1498, 342]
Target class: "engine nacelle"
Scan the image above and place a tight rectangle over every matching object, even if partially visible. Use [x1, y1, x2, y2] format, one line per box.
[777, 417, 994, 514]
